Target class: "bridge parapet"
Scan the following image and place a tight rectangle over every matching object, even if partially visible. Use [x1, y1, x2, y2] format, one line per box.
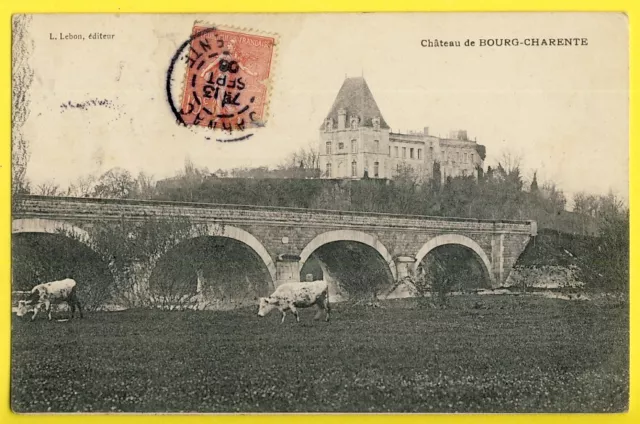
[14, 195, 535, 235]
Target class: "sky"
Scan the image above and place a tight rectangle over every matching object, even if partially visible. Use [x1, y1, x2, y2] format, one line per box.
[18, 13, 629, 205]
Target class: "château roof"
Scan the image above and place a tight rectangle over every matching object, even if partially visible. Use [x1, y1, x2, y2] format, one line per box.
[320, 77, 390, 130]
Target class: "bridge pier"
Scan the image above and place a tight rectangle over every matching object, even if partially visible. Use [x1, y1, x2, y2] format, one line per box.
[275, 254, 301, 287]
[491, 233, 505, 286]
[395, 256, 416, 281]
[196, 268, 205, 294]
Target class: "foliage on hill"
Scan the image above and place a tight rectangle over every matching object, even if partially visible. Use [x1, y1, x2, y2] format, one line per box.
[148, 159, 602, 235]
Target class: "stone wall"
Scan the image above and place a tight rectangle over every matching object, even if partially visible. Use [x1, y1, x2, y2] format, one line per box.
[504, 265, 585, 290]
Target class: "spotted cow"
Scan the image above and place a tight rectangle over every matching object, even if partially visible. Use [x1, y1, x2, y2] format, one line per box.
[17, 278, 83, 321]
[258, 280, 330, 323]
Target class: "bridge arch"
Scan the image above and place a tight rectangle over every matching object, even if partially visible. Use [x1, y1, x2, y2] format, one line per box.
[299, 230, 397, 280]
[12, 218, 92, 245]
[11, 218, 115, 301]
[413, 233, 494, 282]
[190, 224, 277, 288]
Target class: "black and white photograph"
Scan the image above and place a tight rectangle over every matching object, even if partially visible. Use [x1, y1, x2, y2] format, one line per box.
[10, 13, 629, 413]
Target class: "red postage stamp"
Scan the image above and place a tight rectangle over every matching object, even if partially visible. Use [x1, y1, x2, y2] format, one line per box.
[178, 24, 277, 133]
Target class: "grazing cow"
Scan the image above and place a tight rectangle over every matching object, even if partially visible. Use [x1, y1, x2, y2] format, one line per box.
[258, 280, 330, 323]
[16, 278, 83, 321]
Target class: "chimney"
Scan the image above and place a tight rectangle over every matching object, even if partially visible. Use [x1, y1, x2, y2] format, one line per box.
[458, 130, 468, 141]
[338, 108, 346, 129]
[423, 126, 430, 136]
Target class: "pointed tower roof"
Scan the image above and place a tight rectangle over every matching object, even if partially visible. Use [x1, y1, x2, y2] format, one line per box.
[320, 77, 390, 129]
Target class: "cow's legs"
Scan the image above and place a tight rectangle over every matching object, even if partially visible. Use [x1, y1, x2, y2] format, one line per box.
[324, 297, 331, 322]
[289, 305, 300, 323]
[76, 299, 83, 319]
[69, 301, 76, 319]
[69, 293, 83, 319]
[280, 309, 286, 324]
[45, 300, 52, 321]
[31, 304, 40, 321]
[313, 303, 324, 320]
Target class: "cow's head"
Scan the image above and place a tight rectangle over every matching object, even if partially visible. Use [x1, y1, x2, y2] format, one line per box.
[16, 300, 29, 317]
[257, 297, 277, 317]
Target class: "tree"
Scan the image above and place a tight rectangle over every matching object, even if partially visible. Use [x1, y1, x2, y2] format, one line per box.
[592, 191, 628, 291]
[64, 216, 210, 309]
[92, 168, 136, 199]
[539, 181, 567, 214]
[432, 161, 442, 191]
[275, 144, 321, 179]
[279, 143, 320, 171]
[415, 254, 452, 308]
[181, 156, 210, 181]
[498, 150, 522, 176]
[411, 247, 481, 308]
[213, 168, 228, 178]
[133, 171, 157, 199]
[530, 171, 539, 193]
[391, 162, 422, 214]
[34, 180, 61, 196]
[67, 174, 97, 197]
[11, 15, 35, 202]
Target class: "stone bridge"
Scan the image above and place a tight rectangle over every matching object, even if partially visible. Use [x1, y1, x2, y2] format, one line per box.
[12, 195, 537, 295]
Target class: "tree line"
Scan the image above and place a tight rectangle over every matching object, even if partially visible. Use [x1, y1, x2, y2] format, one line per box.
[14, 145, 627, 237]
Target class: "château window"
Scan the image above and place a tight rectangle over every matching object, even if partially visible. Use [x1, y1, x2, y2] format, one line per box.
[351, 117, 358, 129]
[351, 139, 357, 153]
[326, 162, 332, 177]
[373, 117, 380, 131]
[374, 140, 379, 152]
[388, 146, 391, 155]
[402, 147, 407, 158]
[374, 162, 379, 177]
[418, 149, 422, 160]
[338, 142, 344, 150]
[351, 161, 357, 177]
[470, 153, 474, 163]
[325, 119, 333, 132]
[464, 152, 468, 163]
[395, 146, 399, 157]
[326, 141, 332, 155]
[410, 148, 415, 159]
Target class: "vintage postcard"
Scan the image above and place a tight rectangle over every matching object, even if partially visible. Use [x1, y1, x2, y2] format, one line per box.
[10, 13, 628, 413]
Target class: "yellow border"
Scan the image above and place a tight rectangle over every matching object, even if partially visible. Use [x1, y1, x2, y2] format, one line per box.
[0, 1, 635, 424]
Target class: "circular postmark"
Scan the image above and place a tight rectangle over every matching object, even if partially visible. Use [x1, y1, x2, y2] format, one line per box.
[166, 24, 276, 142]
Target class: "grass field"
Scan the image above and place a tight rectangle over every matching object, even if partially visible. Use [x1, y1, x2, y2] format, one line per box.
[11, 295, 628, 413]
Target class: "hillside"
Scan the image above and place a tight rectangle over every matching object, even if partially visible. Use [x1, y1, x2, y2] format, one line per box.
[506, 229, 625, 292]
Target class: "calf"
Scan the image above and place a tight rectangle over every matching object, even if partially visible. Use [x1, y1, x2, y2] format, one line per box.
[17, 278, 83, 321]
[258, 280, 330, 323]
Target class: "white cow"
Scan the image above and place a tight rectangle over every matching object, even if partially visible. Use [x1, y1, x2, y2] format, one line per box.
[16, 278, 83, 321]
[258, 280, 330, 323]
